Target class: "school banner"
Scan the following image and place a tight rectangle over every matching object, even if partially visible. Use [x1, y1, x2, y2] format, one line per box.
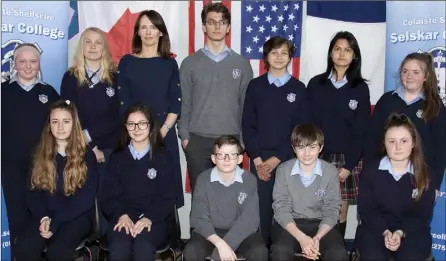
[1, 1, 69, 259]
[386, 2, 445, 260]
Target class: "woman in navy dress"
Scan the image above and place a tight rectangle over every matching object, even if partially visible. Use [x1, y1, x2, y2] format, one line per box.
[118, 10, 183, 207]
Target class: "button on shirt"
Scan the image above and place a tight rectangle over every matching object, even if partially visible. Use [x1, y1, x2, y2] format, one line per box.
[328, 70, 348, 89]
[210, 166, 244, 187]
[128, 143, 151, 160]
[267, 71, 292, 87]
[393, 86, 425, 105]
[291, 159, 323, 187]
[201, 45, 231, 63]
[378, 156, 414, 181]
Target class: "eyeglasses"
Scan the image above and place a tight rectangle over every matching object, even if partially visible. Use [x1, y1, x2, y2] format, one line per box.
[206, 20, 229, 27]
[125, 121, 150, 131]
[214, 153, 240, 160]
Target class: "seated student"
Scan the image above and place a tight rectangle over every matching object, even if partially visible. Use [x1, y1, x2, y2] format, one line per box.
[15, 100, 98, 261]
[183, 135, 268, 261]
[356, 113, 435, 261]
[271, 124, 348, 261]
[100, 103, 176, 261]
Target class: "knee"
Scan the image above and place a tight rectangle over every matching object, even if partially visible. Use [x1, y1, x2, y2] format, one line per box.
[14, 247, 41, 261]
[324, 246, 348, 261]
[133, 242, 156, 261]
[270, 244, 294, 261]
[245, 244, 269, 261]
[108, 246, 132, 261]
[183, 242, 207, 261]
[45, 245, 74, 261]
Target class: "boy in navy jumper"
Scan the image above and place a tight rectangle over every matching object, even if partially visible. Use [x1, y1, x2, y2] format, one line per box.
[101, 104, 176, 261]
[365, 52, 445, 194]
[183, 135, 268, 261]
[15, 100, 97, 261]
[356, 113, 436, 261]
[271, 124, 347, 261]
[242, 36, 308, 244]
[1, 43, 60, 260]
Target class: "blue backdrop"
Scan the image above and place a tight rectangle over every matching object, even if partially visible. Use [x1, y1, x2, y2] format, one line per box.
[1, 2, 68, 260]
[386, 2, 446, 260]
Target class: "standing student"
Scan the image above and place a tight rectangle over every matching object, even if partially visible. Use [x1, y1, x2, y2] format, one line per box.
[101, 104, 176, 261]
[356, 113, 436, 261]
[1, 43, 60, 259]
[60, 27, 120, 195]
[118, 10, 183, 208]
[271, 124, 348, 261]
[179, 3, 253, 192]
[242, 36, 308, 244]
[14, 100, 97, 261]
[365, 52, 446, 194]
[183, 135, 268, 261]
[306, 31, 371, 238]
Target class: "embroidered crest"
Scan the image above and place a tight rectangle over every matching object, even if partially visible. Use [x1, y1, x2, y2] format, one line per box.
[38, 94, 48, 104]
[416, 109, 423, 118]
[349, 99, 358, 110]
[147, 168, 157, 179]
[315, 189, 326, 200]
[237, 192, 247, 204]
[106, 87, 115, 97]
[287, 93, 296, 103]
[412, 189, 418, 199]
[232, 69, 241, 79]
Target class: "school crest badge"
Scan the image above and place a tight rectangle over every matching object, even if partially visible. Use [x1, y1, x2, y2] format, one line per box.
[106, 87, 115, 97]
[416, 109, 423, 118]
[315, 189, 326, 200]
[232, 69, 241, 79]
[412, 189, 418, 199]
[147, 168, 157, 179]
[238, 192, 247, 204]
[38, 94, 48, 104]
[349, 99, 358, 110]
[287, 93, 296, 103]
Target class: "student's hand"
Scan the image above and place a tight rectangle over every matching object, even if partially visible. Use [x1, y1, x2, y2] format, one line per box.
[263, 157, 281, 173]
[253, 157, 268, 181]
[114, 214, 134, 235]
[383, 230, 394, 250]
[312, 235, 321, 253]
[386, 230, 402, 251]
[182, 139, 189, 149]
[298, 234, 320, 260]
[338, 168, 351, 182]
[92, 146, 105, 163]
[160, 125, 168, 138]
[215, 239, 237, 261]
[39, 217, 52, 238]
[132, 217, 152, 237]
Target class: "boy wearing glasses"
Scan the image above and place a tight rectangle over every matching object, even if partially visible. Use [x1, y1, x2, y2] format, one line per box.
[183, 135, 268, 261]
[270, 124, 347, 261]
[179, 3, 253, 192]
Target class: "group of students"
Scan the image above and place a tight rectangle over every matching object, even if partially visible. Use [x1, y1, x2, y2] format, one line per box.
[1, 2, 445, 261]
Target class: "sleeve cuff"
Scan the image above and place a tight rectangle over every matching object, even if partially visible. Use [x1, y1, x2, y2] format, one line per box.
[277, 214, 295, 229]
[83, 129, 92, 144]
[195, 226, 216, 240]
[320, 218, 336, 229]
[49, 219, 61, 233]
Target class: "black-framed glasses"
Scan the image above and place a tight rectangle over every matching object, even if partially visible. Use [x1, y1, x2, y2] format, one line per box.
[214, 153, 239, 160]
[206, 19, 229, 26]
[125, 121, 150, 131]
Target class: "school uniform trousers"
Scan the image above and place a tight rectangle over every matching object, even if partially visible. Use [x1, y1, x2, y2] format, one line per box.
[14, 211, 93, 261]
[183, 229, 268, 261]
[271, 219, 348, 261]
[107, 220, 167, 261]
[355, 224, 432, 261]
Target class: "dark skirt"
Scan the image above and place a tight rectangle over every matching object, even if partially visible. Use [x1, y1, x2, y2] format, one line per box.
[320, 153, 362, 204]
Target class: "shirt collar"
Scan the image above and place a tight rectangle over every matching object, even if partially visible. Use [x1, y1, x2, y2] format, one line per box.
[328, 70, 348, 86]
[210, 166, 244, 186]
[202, 44, 231, 56]
[128, 143, 151, 160]
[378, 156, 414, 176]
[392, 86, 425, 105]
[9, 75, 45, 91]
[85, 66, 101, 76]
[267, 71, 291, 86]
[291, 159, 323, 176]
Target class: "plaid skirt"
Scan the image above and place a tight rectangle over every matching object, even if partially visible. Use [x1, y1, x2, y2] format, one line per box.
[320, 153, 363, 204]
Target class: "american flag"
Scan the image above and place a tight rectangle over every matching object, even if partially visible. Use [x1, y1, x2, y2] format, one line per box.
[190, 1, 303, 78]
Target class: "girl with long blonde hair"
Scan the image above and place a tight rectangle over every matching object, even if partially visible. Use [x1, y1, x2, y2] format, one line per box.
[14, 100, 98, 261]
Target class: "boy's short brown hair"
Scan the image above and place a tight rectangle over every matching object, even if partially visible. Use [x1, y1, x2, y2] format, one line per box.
[291, 124, 324, 148]
[201, 3, 231, 25]
[212, 135, 243, 154]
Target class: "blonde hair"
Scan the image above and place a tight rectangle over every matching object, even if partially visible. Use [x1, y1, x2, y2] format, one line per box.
[69, 27, 116, 86]
[31, 100, 88, 196]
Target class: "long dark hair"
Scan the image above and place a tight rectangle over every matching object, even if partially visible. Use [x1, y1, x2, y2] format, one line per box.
[380, 113, 429, 200]
[321, 31, 366, 87]
[117, 103, 165, 158]
[398, 52, 442, 122]
[132, 10, 171, 58]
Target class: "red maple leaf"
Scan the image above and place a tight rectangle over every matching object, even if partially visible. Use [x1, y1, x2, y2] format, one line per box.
[105, 8, 176, 64]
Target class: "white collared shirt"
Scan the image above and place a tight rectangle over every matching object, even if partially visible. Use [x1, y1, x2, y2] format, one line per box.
[378, 156, 414, 181]
[291, 159, 323, 187]
[210, 166, 244, 187]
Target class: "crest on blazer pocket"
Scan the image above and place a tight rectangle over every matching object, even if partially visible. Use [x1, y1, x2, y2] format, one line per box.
[147, 168, 157, 179]
[416, 109, 423, 119]
[315, 189, 326, 200]
[287, 93, 296, 103]
[106, 87, 115, 97]
[232, 69, 241, 79]
[412, 188, 418, 199]
[39, 94, 48, 104]
[238, 192, 247, 204]
[349, 99, 358, 110]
